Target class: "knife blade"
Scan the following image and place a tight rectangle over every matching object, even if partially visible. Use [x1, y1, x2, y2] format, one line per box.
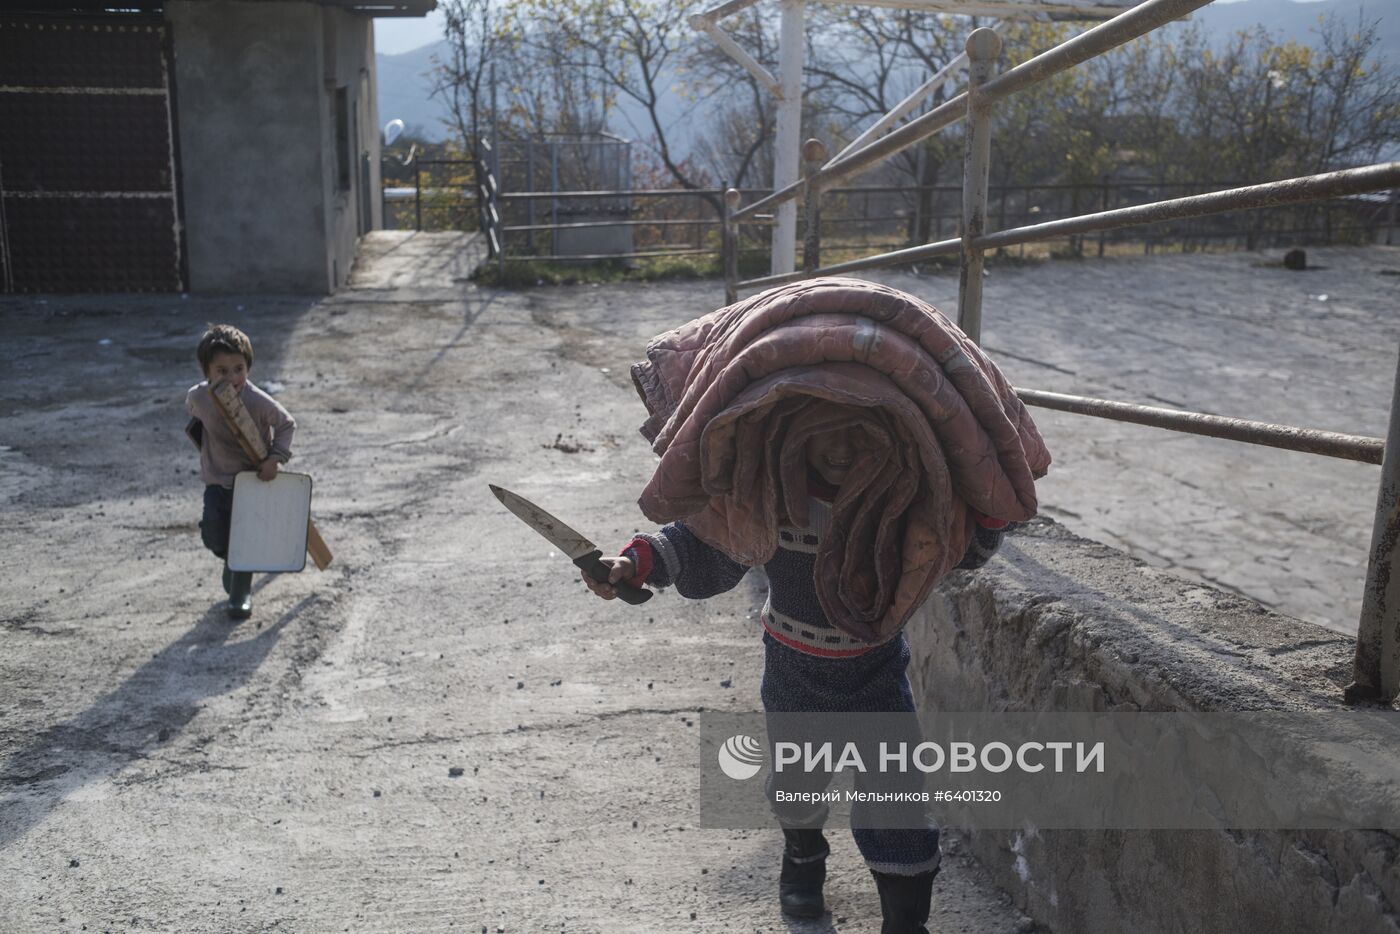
[489, 484, 652, 605]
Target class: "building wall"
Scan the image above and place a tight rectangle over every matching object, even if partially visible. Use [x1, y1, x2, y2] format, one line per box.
[166, 1, 327, 292]
[318, 6, 381, 291]
[166, 1, 382, 294]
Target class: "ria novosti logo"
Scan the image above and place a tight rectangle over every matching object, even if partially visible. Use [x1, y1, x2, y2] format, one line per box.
[717, 734, 765, 780]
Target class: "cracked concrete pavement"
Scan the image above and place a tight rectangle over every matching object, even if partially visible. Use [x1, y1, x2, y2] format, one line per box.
[2, 233, 1397, 931]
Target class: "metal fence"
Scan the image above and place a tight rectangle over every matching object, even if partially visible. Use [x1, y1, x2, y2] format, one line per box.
[718, 0, 1400, 704]
[386, 173, 1394, 264]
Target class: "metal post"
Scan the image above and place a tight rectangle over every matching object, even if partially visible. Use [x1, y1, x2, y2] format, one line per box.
[1387, 188, 1397, 246]
[551, 140, 559, 256]
[957, 28, 1001, 345]
[414, 164, 422, 231]
[802, 138, 827, 274]
[1098, 175, 1110, 257]
[771, 0, 804, 275]
[526, 142, 536, 253]
[1347, 341, 1400, 704]
[723, 186, 740, 305]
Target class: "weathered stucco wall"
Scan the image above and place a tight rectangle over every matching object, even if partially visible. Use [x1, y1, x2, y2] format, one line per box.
[167, 1, 327, 292]
[318, 6, 379, 290]
[906, 517, 1400, 934]
[166, 1, 380, 293]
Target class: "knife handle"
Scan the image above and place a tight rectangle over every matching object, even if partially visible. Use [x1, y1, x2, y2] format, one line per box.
[575, 550, 653, 605]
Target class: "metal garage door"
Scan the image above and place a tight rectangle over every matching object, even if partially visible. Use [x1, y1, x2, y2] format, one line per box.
[0, 16, 185, 292]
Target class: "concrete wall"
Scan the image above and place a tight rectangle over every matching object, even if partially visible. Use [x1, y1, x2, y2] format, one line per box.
[166, 1, 382, 293]
[318, 6, 381, 290]
[907, 518, 1400, 934]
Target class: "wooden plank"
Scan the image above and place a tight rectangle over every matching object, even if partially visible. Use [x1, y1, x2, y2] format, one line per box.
[305, 519, 333, 572]
[209, 382, 334, 571]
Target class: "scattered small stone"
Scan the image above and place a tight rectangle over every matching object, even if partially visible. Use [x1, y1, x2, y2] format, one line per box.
[1283, 248, 1307, 270]
[68, 859, 79, 868]
[372, 789, 382, 798]
[516, 681, 524, 689]
[448, 766, 465, 778]
[631, 820, 638, 828]
[719, 679, 731, 688]
[689, 912, 697, 920]
[275, 887, 283, 895]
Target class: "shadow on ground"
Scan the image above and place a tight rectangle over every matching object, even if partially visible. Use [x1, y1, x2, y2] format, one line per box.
[0, 594, 320, 851]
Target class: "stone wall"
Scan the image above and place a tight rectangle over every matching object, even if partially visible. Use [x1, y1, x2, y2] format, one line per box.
[906, 517, 1400, 933]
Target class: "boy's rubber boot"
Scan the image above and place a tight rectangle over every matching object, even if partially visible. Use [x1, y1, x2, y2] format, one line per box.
[779, 828, 829, 918]
[227, 572, 253, 620]
[221, 564, 233, 595]
[870, 868, 939, 934]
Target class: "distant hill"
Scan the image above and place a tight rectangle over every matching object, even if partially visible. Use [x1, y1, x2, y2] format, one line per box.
[374, 0, 1399, 147]
[376, 39, 451, 141]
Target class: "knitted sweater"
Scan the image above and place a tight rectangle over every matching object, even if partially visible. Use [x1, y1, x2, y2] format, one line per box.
[625, 497, 1004, 658]
[185, 380, 296, 488]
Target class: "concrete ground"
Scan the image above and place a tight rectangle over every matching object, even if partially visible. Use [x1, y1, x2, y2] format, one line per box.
[2, 233, 1396, 931]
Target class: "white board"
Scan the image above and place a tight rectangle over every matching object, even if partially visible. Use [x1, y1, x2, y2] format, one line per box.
[228, 471, 312, 573]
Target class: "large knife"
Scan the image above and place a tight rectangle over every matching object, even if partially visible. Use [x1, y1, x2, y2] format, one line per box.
[489, 484, 653, 605]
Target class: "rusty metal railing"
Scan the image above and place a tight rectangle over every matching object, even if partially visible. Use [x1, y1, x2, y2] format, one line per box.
[716, 0, 1400, 704]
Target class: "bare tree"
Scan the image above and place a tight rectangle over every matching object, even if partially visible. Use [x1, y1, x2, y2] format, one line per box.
[514, 0, 719, 206]
[686, 7, 780, 191]
[431, 0, 514, 163]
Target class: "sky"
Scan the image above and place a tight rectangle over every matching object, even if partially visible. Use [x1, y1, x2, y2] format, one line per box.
[374, 10, 447, 55]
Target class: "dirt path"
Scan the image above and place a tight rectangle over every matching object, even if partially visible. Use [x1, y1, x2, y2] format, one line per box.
[0, 233, 1031, 932]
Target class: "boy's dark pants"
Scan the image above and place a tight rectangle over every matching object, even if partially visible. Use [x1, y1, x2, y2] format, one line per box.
[200, 485, 234, 558]
[202, 485, 253, 610]
[762, 633, 942, 877]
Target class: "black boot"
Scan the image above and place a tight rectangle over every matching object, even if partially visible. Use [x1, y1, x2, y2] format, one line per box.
[227, 571, 253, 620]
[870, 867, 939, 934]
[779, 828, 829, 918]
[221, 563, 233, 595]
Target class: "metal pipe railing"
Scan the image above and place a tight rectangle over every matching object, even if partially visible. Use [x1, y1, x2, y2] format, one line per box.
[709, 0, 1400, 705]
[502, 218, 720, 233]
[731, 0, 1214, 224]
[723, 187, 740, 304]
[801, 139, 828, 274]
[1017, 389, 1385, 464]
[957, 29, 1001, 344]
[972, 163, 1400, 252]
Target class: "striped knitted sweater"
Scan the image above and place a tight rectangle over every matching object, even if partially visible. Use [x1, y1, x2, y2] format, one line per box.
[624, 498, 1005, 658]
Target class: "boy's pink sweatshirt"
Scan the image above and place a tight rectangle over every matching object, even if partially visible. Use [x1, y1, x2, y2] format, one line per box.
[185, 380, 296, 488]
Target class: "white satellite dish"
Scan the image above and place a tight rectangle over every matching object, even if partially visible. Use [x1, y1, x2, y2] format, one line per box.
[383, 118, 405, 146]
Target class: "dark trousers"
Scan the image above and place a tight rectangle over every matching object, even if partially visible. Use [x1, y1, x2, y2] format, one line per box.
[761, 632, 942, 876]
[200, 485, 234, 560]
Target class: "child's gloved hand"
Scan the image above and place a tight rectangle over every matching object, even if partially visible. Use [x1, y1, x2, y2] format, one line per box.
[581, 556, 636, 600]
[257, 457, 280, 482]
